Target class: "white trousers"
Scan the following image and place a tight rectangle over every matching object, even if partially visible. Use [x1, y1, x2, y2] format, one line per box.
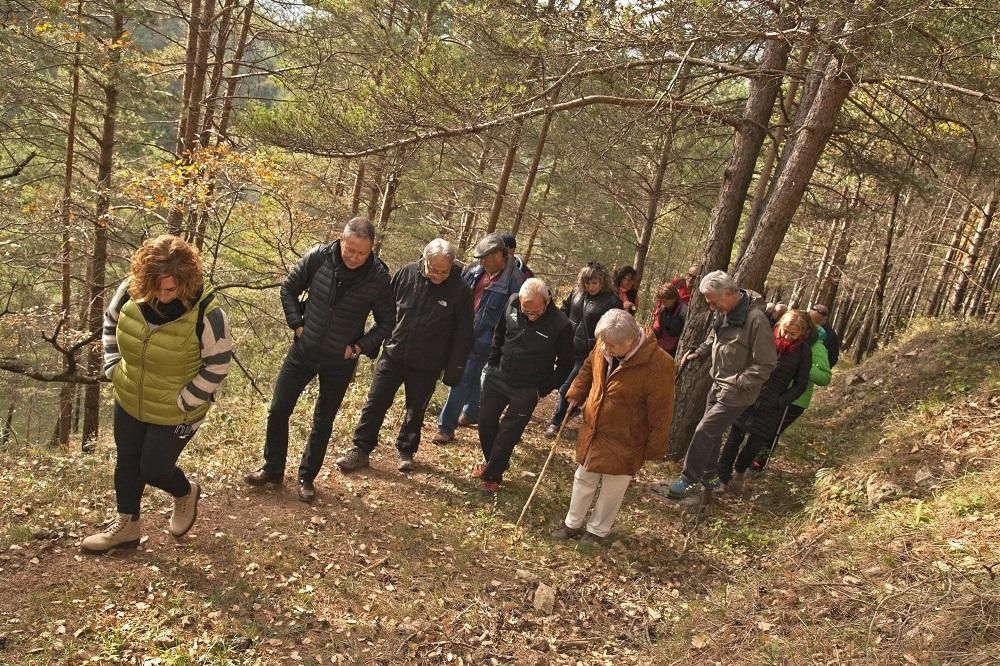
[564, 465, 632, 538]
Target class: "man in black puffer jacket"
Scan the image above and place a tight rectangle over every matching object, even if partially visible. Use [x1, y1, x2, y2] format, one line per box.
[334, 239, 474, 473]
[474, 278, 574, 496]
[244, 217, 394, 503]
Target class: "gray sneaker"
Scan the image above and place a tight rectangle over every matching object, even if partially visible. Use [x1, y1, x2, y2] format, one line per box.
[335, 447, 370, 472]
[397, 452, 416, 473]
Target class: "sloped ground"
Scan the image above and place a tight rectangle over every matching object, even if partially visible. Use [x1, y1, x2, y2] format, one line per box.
[0, 318, 997, 665]
[655, 318, 1000, 665]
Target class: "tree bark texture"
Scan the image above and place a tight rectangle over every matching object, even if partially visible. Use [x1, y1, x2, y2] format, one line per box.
[82, 1, 125, 450]
[54, 0, 85, 447]
[633, 135, 673, 290]
[668, 27, 792, 458]
[485, 120, 523, 234]
[735, 12, 870, 292]
[510, 89, 558, 238]
[950, 187, 997, 314]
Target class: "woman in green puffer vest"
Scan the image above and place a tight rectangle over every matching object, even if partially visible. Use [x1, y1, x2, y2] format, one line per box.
[82, 235, 232, 554]
[752, 322, 833, 473]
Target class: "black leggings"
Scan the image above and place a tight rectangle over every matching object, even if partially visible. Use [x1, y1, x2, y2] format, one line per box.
[114, 403, 193, 516]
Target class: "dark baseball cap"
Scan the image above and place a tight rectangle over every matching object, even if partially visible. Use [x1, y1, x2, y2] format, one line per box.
[810, 304, 830, 317]
[473, 233, 506, 258]
[500, 232, 516, 249]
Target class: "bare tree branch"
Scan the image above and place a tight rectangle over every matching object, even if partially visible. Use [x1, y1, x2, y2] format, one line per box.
[0, 151, 37, 180]
[273, 95, 742, 159]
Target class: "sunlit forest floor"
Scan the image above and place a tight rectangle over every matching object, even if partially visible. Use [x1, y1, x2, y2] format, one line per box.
[1, 319, 998, 665]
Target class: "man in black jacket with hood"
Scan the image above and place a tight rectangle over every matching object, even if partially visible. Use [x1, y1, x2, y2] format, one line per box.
[244, 217, 394, 503]
[335, 239, 474, 473]
[474, 278, 574, 496]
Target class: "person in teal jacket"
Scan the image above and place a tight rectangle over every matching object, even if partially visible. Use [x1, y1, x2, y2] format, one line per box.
[754, 324, 832, 472]
[82, 235, 232, 554]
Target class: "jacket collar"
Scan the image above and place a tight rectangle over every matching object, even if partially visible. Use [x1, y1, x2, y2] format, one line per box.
[598, 330, 659, 369]
[712, 289, 764, 329]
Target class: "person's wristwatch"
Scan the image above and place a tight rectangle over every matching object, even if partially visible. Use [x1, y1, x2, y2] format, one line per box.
[350, 344, 361, 359]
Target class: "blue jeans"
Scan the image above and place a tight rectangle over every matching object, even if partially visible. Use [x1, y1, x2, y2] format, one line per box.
[437, 352, 488, 434]
[551, 359, 583, 426]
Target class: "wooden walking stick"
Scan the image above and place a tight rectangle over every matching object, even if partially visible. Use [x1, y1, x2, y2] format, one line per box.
[513, 409, 574, 539]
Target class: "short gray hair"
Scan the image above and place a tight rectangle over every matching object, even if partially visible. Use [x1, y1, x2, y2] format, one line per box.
[423, 238, 455, 262]
[343, 216, 376, 242]
[595, 309, 641, 346]
[699, 270, 738, 296]
[519, 277, 551, 304]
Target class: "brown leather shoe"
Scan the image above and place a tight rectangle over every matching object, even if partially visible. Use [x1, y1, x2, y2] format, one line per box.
[297, 478, 316, 503]
[457, 414, 476, 427]
[244, 468, 283, 486]
[432, 430, 454, 445]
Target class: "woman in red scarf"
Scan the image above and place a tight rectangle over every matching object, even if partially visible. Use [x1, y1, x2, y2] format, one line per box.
[712, 310, 813, 492]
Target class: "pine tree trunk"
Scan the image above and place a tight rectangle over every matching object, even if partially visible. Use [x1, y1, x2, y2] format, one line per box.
[169, 0, 204, 235]
[737, 43, 812, 265]
[735, 10, 871, 292]
[199, 0, 237, 146]
[814, 182, 860, 309]
[82, 1, 125, 450]
[510, 87, 559, 238]
[458, 140, 492, 253]
[485, 120, 523, 234]
[523, 161, 555, 264]
[633, 135, 673, 290]
[927, 201, 971, 316]
[970, 241, 1000, 317]
[350, 161, 365, 216]
[865, 188, 901, 357]
[1, 401, 14, 448]
[54, 0, 84, 447]
[950, 187, 997, 314]
[373, 172, 399, 255]
[668, 26, 792, 458]
[216, 0, 254, 143]
[181, 0, 218, 241]
[366, 165, 383, 222]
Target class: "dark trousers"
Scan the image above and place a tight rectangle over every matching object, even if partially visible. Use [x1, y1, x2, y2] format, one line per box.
[478, 369, 539, 483]
[755, 404, 805, 468]
[551, 358, 583, 426]
[716, 425, 769, 482]
[681, 385, 752, 484]
[113, 402, 193, 516]
[263, 343, 357, 481]
[352, 355, 439, 456]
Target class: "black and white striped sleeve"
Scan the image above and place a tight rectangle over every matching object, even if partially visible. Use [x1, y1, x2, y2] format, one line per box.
[102, 280, 131, 380]
[178, 306, 233, 412]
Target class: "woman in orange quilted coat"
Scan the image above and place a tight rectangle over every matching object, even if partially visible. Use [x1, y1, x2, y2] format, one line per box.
[550, 309, 675, 545]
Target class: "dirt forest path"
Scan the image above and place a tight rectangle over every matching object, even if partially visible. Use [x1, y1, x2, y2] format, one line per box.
[2, 399, 772, 665]
[10, 318, 992, 665]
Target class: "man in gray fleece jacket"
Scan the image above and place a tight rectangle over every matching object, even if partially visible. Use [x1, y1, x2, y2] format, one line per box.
[667, 270, 777, 499]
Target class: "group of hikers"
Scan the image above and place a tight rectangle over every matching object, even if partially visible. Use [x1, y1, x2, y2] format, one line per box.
[81, 217, 841, 553]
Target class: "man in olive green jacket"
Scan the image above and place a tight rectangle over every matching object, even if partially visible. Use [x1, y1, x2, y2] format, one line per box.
[667, 270, 777, 499]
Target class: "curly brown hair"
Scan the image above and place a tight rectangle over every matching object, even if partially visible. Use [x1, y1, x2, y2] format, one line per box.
[576, 262, 613, 294]
[128, 234, 204, 309]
